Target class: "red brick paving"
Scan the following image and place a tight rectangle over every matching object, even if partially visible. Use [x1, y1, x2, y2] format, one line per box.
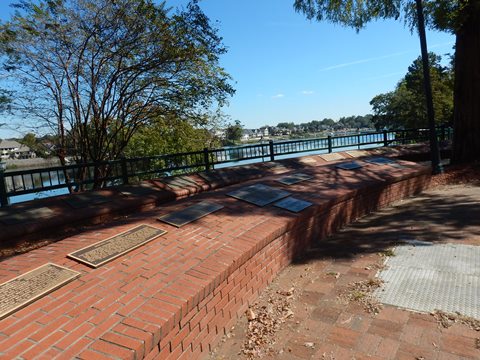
[208, 184, 480, 360]
[0, 151, 435, 359]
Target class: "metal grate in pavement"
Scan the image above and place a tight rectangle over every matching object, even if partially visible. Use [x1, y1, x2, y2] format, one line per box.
[375, 242, 480, 319]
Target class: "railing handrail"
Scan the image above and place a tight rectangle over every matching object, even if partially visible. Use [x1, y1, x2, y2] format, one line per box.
[0, 126, 453, 206]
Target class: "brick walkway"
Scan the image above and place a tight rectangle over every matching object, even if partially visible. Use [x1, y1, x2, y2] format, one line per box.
[0, 152, 432, 359]
[208, 184, 480, 360]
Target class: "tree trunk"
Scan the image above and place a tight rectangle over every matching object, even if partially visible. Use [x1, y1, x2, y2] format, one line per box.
[452, 1, 480, 164]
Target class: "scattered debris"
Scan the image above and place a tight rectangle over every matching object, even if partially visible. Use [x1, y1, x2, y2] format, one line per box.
[246, 309, 256, 321]
[379, 249, 395, 257]
[365, 262, 386, 271]
[241, 287, 296, 358]
[340, 279, 384, 314]
[431, 310, 480, 331]
[303, 342, 315, 348]
[431, 163, 480, 187]
[326, 271, 340, 279]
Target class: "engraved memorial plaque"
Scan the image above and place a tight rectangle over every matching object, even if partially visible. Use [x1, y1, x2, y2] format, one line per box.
[336, 161, 363, 170]
[227, 184, 291, 207]
[232, 165, 263, 177]
[276, 173, 313, 186]
[364, 157, 395, 165]
[274, 197, 313, 213]
[157, 201, 224, 228]
[68, 224, 166, 268]
[319, 153, 345, 161]
[0, 263, 80, 320]
[346, 150, 369, 158]
[0, 207, 55, 225]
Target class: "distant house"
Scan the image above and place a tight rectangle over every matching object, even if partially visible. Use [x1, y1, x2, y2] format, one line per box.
[242, 129, 255, 141]
[0, 140, 36, 159]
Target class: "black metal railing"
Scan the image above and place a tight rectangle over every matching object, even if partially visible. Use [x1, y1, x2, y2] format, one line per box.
[0, 126, 452, 207]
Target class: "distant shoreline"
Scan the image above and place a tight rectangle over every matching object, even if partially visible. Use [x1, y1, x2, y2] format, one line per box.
[5, 158, 60, 171]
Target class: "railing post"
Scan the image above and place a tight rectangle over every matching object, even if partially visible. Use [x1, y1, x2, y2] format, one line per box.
[383, 130, 388, 147]
[203, 148, 211, 171]
[269, 140, 275, 161]
[0, 166, 9, 207]
[327, 136, 332, 153]
[120, 157, 129, 185]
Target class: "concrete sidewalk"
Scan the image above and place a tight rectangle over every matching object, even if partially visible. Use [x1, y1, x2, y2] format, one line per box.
[209, 183, 480, 360]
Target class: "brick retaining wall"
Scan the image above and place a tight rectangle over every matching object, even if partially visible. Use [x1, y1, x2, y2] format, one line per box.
[142, 171, 431, 359]
[0, 157, 430, 359]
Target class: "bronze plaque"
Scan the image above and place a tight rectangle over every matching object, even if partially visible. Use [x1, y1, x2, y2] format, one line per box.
[276, 173, 313, 186]
[274, 197, 313, 213]
[232, 165, 263, 177]
[319, 153, 345, 161]
[0, 263, 80, 320]
[68, 224, 166, 268]
[227, 184, 291, 207]
[0, 207, 55, 225]
[157, 201, 224, 228]
[336, 161, 363, 170]
[345, 150, 369, 158]
[364, 157, 395, 165]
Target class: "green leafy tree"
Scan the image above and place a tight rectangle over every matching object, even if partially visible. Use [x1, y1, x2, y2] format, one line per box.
[0, 0, 234, 187]
[277, 122, 295, 130]
[125, 114, 221, 158]
[294, 0, 480, 163]
[224, 120, 243, 145]
[370, 53, 453, 130]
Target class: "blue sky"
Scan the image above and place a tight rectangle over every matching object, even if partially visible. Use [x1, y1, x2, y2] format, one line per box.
[0, 0, 455, 137]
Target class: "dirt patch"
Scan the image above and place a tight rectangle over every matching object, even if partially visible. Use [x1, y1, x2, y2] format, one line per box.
[432, 310, 480, 331]
[339, 278, 384, 315]
[430, 162, 480, 188]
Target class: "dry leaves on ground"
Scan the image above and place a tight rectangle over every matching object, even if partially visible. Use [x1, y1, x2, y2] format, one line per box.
[431, 310, 480, 331]
[242, 287, 295, 358]
[339, 278, 384, 315]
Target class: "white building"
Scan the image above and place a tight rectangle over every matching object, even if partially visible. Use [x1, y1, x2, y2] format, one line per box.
[0, 140, 36, 159]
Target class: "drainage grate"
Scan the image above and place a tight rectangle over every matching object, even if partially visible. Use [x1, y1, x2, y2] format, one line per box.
[375, 242, 480, 319]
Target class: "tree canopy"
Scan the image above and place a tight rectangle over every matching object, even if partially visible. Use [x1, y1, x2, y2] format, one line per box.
[224, 120, 243, 145]
[370, 53, 453, 130]
[294, 0, 480, 163]
[293, 0, 466, 33]
[0, 0, 234, 172]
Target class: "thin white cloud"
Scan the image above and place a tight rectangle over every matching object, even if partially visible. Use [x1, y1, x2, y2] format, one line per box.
[271, 93, 285, 99]
[319, 50, 411, 72]
[301, 90, 314, 95]
[319, 41, 454, 73]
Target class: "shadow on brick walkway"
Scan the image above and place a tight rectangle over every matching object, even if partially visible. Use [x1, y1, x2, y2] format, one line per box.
[208, 184, 480, 360]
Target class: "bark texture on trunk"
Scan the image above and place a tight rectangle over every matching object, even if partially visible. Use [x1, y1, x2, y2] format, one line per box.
[452, 0, 480, 163]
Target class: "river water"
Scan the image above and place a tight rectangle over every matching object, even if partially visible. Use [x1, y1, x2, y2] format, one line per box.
[8, 133, 390, 205]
